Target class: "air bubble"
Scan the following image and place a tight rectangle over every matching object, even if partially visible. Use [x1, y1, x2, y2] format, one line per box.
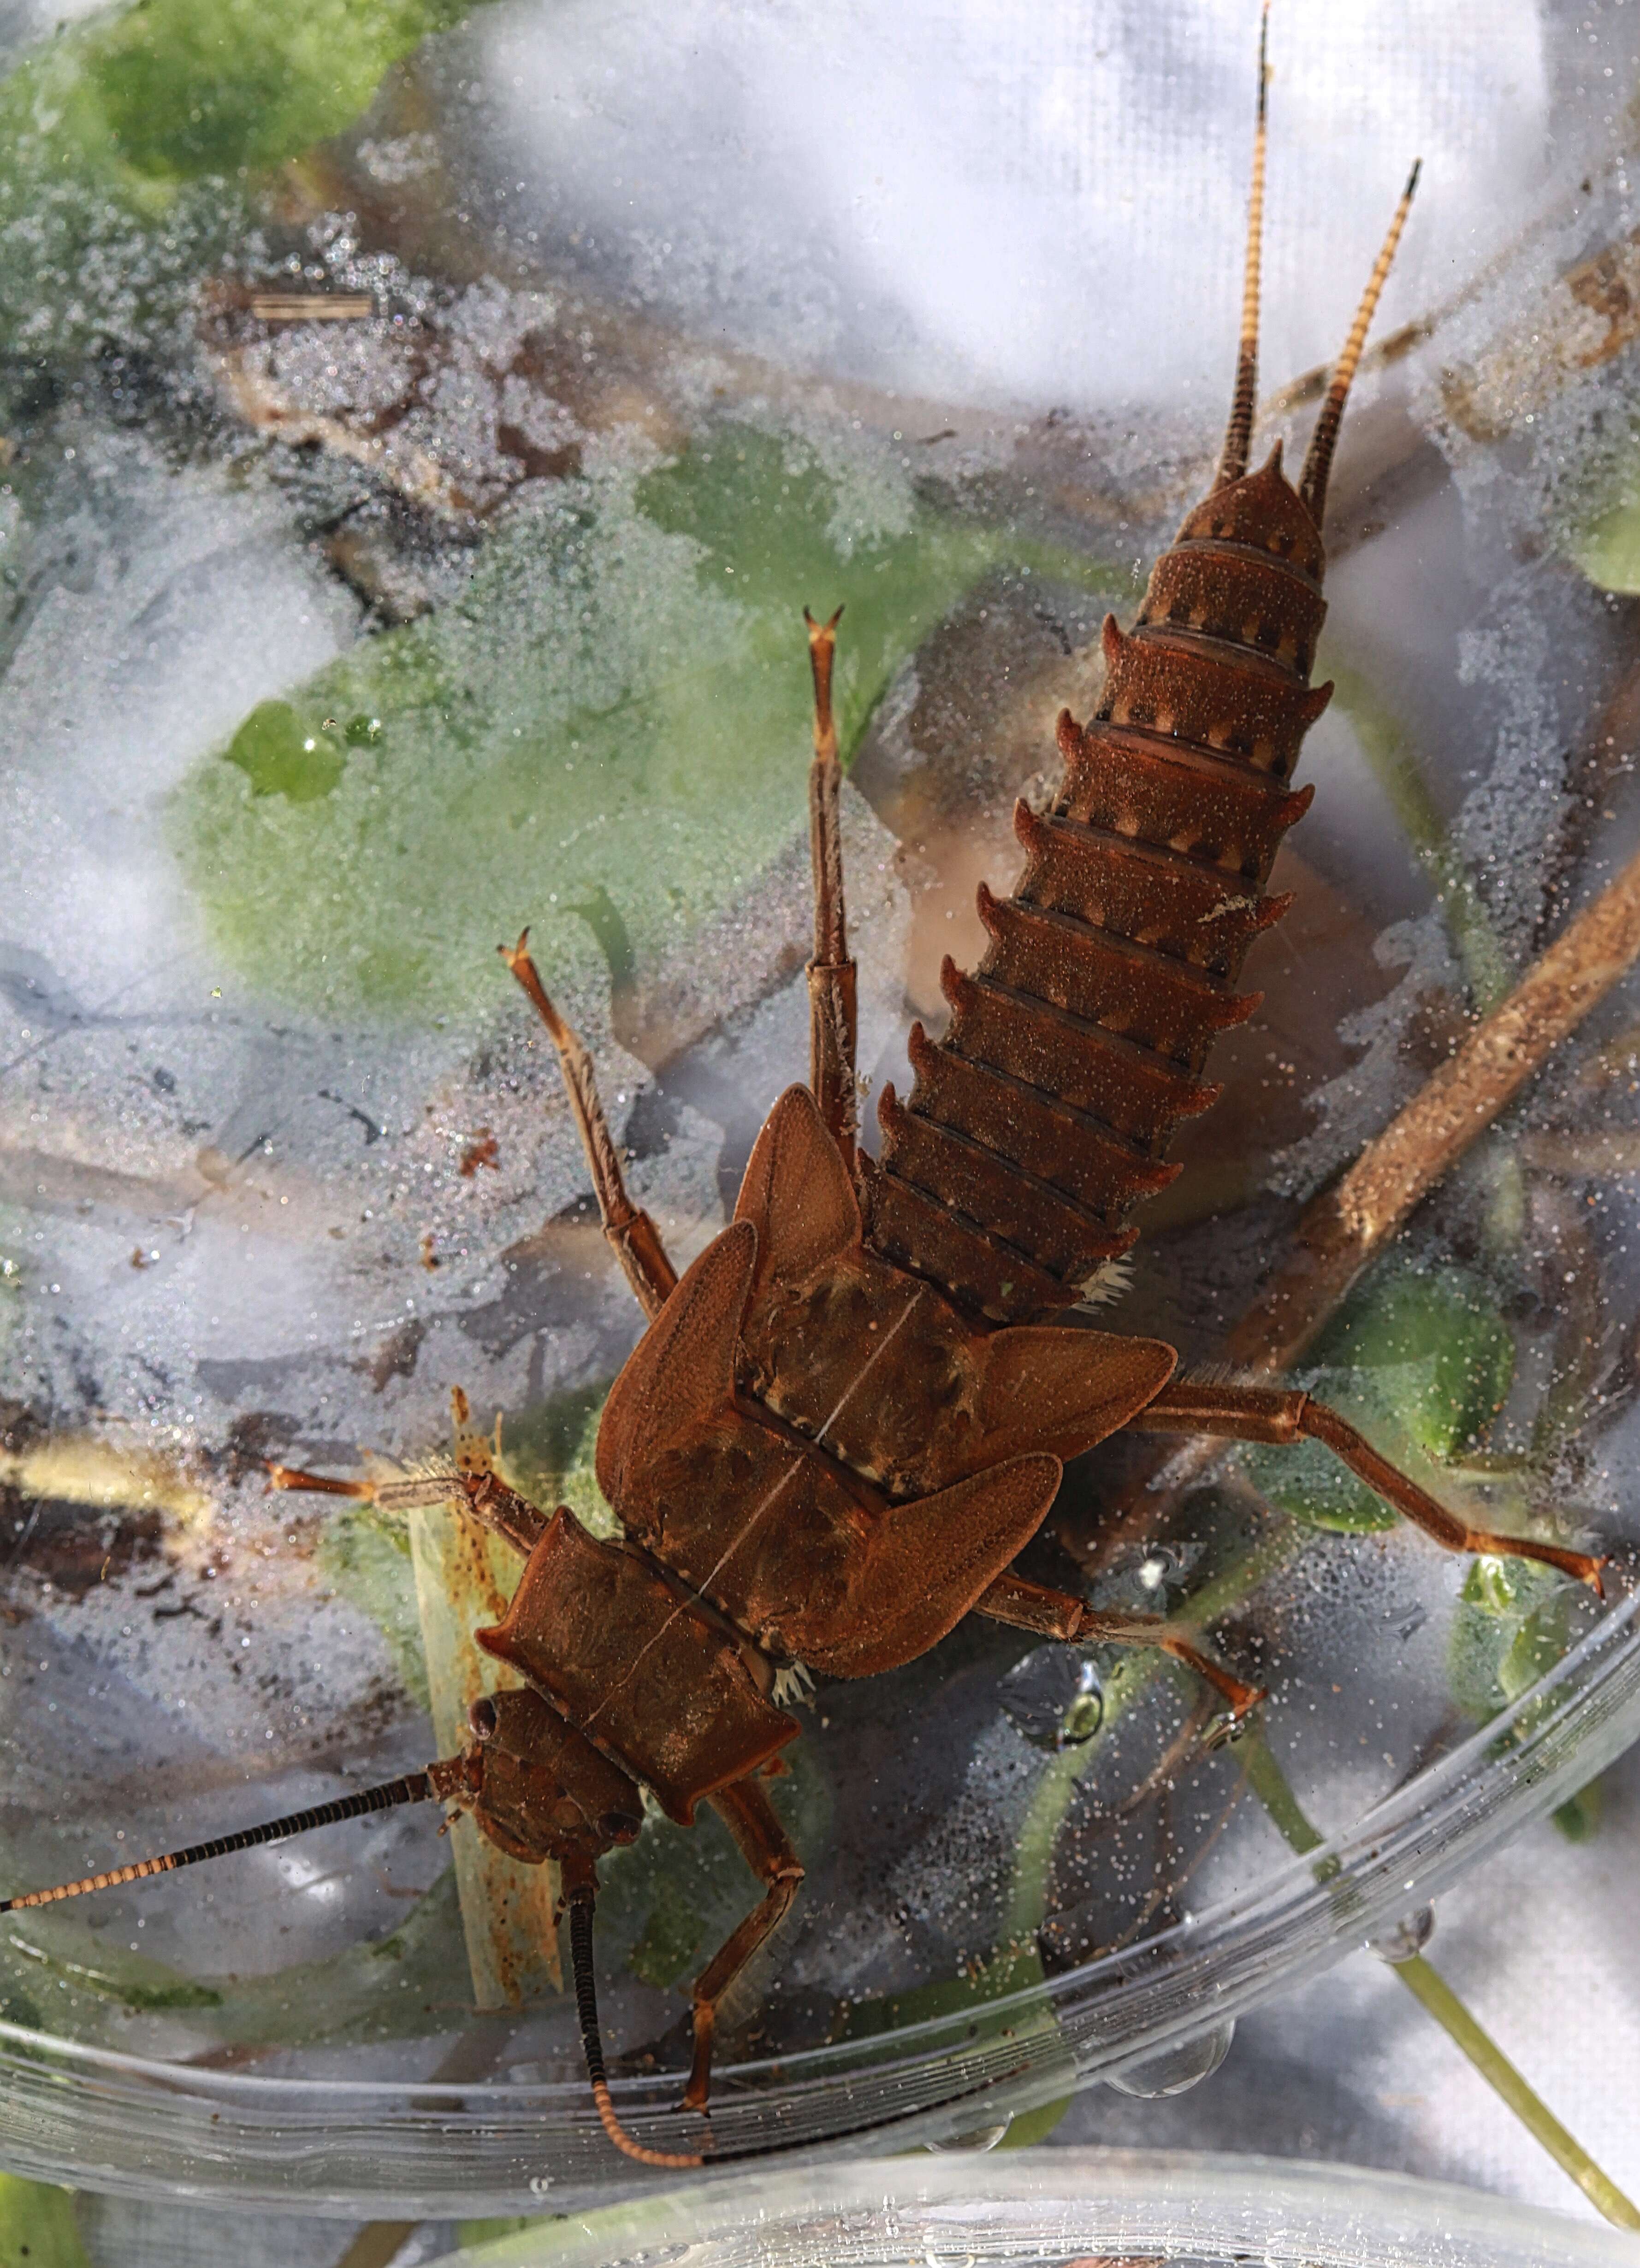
[926, 2115, 1011, 2154]
[997, 1646, 1103, 1751]
[1107, 2019, 1234, 2097]
[1367, 1905, 1434, 1964]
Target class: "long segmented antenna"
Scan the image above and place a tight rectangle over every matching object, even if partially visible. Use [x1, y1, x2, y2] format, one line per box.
[0, 1771, 438, 1913]
[1217, 2, 1270, 487]
[1298, 157, 1422, 522]
[568, 1881, 707, 2169]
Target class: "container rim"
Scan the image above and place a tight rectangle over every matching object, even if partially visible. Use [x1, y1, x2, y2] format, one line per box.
[2, 1583, 1638, 2210]
[420, 2147, 1640, 2268]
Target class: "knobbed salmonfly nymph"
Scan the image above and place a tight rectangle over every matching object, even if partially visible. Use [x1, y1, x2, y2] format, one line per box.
[5, 17, 1604, 2171]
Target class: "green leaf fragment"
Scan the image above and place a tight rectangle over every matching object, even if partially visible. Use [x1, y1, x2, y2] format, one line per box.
[1449, 1553, 1570, 1724]
[996, 2091, 1074, 2146]
[314, 1497, 430, 1712]
[1567, 498, 1640, 596]
[173, 428, 1120, 1018]
[2, 1865, 470, 2049]
[593, 1748, 829, 1999]
[1244, 1260, 1516, 1533]
[0, 0, 474, 193]
[5, 1930, 223, 2011]
[0, 0, 498, 368]
[0, 2175, 92, 2268]
[456, 2221, 548, 2252]
[225, 702, 347, 805]
[837, 1938, 1045, 2043]
[498, 1384, 619, 1541]
[626, 1884, 705, 1991]
[1551, 1775, 1603, 1843]
[77, 0, 474, 184]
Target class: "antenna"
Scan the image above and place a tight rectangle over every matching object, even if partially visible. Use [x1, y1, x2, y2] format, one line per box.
[0, 1772, 437, 1913]
[1298, 157, 1421, 522]
[1216, 4, 1270, 488]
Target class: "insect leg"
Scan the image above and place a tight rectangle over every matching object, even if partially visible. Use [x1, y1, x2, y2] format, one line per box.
[266, 1453, 548, 1557]
[976, 1568, 1263, 1718]
[1126, 1381, 1605, 1593]
[498, 930, 677, 1318]
[682, 1776, 805, 2114]
[802, 604, 858, 1170]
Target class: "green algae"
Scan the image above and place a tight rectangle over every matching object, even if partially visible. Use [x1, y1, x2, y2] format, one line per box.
[1245, 1260, 1516, 1533]
[0, 0, 488, 372]
[173, 426, 1120, 1019]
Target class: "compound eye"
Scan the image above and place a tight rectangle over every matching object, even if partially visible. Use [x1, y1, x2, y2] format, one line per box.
[467, 1694, 499, 1741]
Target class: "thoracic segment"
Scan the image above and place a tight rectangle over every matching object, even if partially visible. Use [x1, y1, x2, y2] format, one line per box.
[865, 447, 1330, 1324]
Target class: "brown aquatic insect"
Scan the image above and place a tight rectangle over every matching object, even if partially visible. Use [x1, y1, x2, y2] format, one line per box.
[4, 31, 1604, 2170]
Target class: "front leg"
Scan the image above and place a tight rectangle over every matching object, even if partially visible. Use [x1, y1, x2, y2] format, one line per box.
[1127, 1382, 1604, 1592]
[802, 605, 858, 1170]
[976, 1568, 1263, 1718]
[683, 1776, 805, 2114]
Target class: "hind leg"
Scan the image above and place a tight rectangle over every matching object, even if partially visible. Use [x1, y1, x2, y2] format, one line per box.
[1126, 1382, 1604, 1592]
[802, 606, 858, 1169]
[976, 1568, 1264, 1717]
[499, 932, 677, 1318]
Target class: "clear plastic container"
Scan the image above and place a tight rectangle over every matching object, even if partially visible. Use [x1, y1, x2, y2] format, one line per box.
[2, 1593, 1637, 2213]
[4, 0, 1640, 2217]
[426, 2151, 1640, 2268]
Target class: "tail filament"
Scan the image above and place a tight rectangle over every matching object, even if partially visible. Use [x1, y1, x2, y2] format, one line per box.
[1217, 2, 1270, 487]
[568, 1884, 706, 2169]
[1299, 158, 1421, 520]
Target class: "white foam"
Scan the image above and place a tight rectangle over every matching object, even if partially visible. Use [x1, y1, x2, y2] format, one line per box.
[0, 433, 358, 1006]
[479, 0, 1548, 413]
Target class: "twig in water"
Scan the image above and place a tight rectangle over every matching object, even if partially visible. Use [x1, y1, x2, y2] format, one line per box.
[1243, 1731, 1640, 2229]
[1393, 1953, 1640, 2230]
[1093, 836, 1640, 1559]
[1241, 835, 1640, 1374]
[249, 294, 376, 322]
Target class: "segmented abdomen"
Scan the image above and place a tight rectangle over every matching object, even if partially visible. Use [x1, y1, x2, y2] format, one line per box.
[862, 450, 1332, 1325]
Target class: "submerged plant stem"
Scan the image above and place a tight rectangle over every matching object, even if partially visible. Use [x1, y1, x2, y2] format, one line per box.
[1393, 1953, 1640, 2231]
[1245, 1729, 1640, 2229]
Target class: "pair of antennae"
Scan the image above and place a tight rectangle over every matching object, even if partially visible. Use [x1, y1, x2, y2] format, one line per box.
[1217, 4, 1420, 520]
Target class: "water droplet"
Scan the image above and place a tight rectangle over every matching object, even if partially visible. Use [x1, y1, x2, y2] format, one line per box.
[997, 1646, 1103, 1750]
[926, 2115, 1011, 2153]
[1367, 1904, 1434, 1964]
[1107, 2019, 1234, 2097]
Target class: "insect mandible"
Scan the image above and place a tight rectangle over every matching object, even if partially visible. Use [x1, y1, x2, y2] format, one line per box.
[4, 17, 1605, 2172]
